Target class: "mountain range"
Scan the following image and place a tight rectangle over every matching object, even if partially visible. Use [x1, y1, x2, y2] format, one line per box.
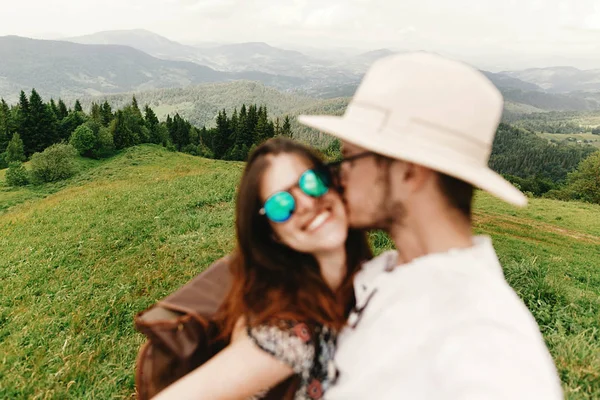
[2, 29, 600, 114]
[501, 67, 600, 93]
[0, 35, 306, 103]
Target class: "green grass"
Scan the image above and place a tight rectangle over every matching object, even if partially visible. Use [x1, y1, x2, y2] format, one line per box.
[1, 145, 599, 399]
[0, 157, 104, 213]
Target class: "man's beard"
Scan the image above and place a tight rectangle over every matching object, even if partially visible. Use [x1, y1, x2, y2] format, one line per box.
[345, 159, 406, 231]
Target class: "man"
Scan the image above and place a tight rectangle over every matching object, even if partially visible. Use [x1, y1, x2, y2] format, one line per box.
[298, 53, 563, 399]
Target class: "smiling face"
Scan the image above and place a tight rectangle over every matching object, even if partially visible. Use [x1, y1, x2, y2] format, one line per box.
[260, 153, 349, 256]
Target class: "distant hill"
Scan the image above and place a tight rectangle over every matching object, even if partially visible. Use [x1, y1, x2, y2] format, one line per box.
[66, 31, 316, 76]
[78, 81, 320, 126]
[335, 48, 397, 74]
[65, 30, 355, 81]
[66, 29, 199, 62]
[501, 67, 600, 93]
[0, 36, 304, 103]
[199, 42, 315, 74]
[482, 71, 542, 91]
[500, 88, 600, 111]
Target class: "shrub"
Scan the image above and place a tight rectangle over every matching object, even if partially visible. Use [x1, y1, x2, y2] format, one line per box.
[165, 142, 177, 152]
[562, 151, 600, 204]
[70, 124, 97, 156]
[70, 122, 115, 159]
[94, 126, 115, 158]
[30, 143, 77, 183]
[5, 162, 29, 186]
[181, 144, 199, 156]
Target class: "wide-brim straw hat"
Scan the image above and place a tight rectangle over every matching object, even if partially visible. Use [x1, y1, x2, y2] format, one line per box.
[298, 52, 527, 207]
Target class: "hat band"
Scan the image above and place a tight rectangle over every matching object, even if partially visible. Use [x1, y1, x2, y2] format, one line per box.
[344, 101, 492, 166]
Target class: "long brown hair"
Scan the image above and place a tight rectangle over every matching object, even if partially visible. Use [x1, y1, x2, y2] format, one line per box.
[219, 137, 371, 338]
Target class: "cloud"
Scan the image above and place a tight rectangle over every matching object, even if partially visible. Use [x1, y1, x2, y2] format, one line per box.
[2, 0, 600, 69]
[183, 0, 238, 18]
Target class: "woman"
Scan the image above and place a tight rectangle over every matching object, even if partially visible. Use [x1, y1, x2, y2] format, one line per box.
[155, 137, 371, 400]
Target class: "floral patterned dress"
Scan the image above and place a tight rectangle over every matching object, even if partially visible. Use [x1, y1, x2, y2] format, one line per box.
[247, 320, 339, 400]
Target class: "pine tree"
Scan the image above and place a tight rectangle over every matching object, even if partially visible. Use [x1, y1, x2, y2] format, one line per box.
[111, 110, 136, 150]
[169, 113, 191, 150]
[49, 99, 59, 117]
[0, 99, 11, 152]
[282, 115, 292, 137]
[44, 103, 60, 148]
[59, 111, 87, 142]
[274, 117, 282, 136]
[144, 105, 161, 144]
[228, 108, 239, 150]
[100, 101, 113, 126]
[245, 104, 258, 147]
[28, 89, 59, 153]
[235, 105, 247, 146]
[132, 96, 140, 113]
[16, 91, 32, 156]
[130, 95, 144, 121]
[254, 106, 269, 144]
[28, 89, 45, 152]
[74, 100, 83, 113]
[6, 133, 26, 162]
[263, 106, 275, 140]
[199, 126, 213, 151]
[57, 99, 69, 120]
[90, 102, 102, 122]
[213, 110, 229, 159]
[166, 114, 173, 134]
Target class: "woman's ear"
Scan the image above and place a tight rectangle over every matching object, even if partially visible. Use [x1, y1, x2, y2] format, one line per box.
[271, 233, 282, 243]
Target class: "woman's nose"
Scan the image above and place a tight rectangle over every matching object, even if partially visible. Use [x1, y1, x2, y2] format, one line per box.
[290, 187, 318, 213]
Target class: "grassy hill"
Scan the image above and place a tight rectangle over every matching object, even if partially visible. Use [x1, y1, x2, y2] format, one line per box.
[1, 145, 599, 399]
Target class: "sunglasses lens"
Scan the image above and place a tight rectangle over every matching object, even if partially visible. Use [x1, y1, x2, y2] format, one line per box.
[264, 191, 295, 223]
[299, 169, 329, 197]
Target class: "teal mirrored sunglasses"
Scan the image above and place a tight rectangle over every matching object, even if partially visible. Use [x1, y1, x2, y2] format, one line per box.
[259, 169, 330, 223]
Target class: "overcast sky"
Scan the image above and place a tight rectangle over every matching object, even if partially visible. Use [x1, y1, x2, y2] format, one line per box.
[2, 0, 600, 70]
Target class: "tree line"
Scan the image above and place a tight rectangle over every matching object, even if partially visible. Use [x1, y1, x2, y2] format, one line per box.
[3, 89, 598, 205]
[0, 89, 294, 171]
[489, 123, 597, 197]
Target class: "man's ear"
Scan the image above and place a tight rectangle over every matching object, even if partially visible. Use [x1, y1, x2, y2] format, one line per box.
[396, 162, 433, 192]
[410, 164, 434, 191]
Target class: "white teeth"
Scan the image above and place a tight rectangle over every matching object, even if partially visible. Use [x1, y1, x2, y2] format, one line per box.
[307, 211, 330, 231]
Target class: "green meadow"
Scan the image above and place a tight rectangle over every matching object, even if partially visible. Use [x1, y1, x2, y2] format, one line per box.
[537, 132, 600, 149]
[1, 145, 599, 399]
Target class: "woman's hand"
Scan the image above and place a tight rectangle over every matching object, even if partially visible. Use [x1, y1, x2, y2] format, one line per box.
[152, 330, 294, 400]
